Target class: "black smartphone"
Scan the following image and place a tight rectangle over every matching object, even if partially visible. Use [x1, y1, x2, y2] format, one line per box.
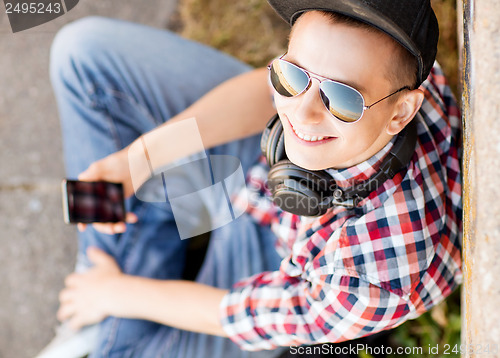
[61, 179, 126, 224]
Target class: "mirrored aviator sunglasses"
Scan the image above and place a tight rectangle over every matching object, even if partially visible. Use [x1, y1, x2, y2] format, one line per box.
[268, 56, 409, 123]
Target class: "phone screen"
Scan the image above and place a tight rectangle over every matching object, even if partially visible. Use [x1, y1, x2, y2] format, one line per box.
[62, 180, 126, 224]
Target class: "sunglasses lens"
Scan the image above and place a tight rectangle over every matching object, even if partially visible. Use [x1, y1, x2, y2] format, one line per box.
[269, 58, 365, 123]
[319, 81, 364, 122]
[270, 60, 309, 97]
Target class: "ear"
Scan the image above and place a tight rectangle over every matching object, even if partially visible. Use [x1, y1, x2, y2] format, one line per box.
[386, 89, 424, 135]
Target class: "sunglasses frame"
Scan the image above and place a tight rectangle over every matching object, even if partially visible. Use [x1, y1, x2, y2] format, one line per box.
[268, 54, 410, 124]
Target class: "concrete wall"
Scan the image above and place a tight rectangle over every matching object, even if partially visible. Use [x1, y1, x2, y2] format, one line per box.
[461, 0, 500, 356]
[0, 1, 177, 357]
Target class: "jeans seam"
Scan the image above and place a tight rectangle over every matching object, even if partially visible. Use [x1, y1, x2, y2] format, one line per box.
[98, 201, 149, 356]
[122, 202, 149, 274]
[101, 317, 120, 358]
[155, 329, 179, 358]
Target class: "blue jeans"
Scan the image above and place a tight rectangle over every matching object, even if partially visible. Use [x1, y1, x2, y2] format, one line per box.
[50, 16, 284, 358]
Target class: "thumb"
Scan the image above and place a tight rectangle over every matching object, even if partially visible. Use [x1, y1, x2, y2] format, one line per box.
[87, 247, 114, 267]
[78, 162, 100, 181]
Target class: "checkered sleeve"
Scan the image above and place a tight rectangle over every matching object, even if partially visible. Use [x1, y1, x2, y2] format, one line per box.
[221, 264, 411, 350]
[219, 254, 414, 350]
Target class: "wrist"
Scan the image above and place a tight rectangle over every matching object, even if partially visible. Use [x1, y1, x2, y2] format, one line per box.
[102, 273, 129, 317]
[127, 136, 153, 193]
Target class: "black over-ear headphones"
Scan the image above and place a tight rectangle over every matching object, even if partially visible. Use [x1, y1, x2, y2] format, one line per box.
[260, 114, 418, 217]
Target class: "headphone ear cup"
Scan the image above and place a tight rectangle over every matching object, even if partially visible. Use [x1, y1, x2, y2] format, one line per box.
[261, 114, 286, 167]
[267, 159, 335, 216]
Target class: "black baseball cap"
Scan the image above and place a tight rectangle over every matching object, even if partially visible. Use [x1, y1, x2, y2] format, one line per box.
[267, 0, 439, 88]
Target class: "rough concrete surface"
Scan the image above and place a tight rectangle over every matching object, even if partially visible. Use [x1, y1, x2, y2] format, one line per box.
[0, 1, 177, 357]
[461, 0, 500, 355]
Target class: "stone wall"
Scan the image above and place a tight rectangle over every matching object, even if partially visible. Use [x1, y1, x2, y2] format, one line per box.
[461, 0, 500, 355]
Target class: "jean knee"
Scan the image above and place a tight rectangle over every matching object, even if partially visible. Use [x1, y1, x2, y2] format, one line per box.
[49, 16, 119, 88]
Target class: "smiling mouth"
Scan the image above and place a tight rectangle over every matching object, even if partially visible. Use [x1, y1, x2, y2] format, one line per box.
[288, 118, 336, 143]
[292, 126, 330, 142]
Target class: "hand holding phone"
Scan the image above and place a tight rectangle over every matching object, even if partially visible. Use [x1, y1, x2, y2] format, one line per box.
[62, 180, 126, 224]
[68, 150, 137, 233]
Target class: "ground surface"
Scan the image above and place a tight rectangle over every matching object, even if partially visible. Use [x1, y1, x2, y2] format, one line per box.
[0, 1, 177, 357]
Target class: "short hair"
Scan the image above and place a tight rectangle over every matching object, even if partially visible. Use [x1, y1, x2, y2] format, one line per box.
[295, 11, 419, 91]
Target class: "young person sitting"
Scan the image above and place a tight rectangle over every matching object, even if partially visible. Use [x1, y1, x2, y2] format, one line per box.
[39, 0, 462, 357]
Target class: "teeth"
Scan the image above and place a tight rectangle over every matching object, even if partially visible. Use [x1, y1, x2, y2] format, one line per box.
[293, 128, 328, 142]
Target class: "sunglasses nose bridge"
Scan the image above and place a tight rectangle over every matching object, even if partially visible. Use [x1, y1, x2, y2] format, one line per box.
[294, 79, 333, 122]
[303, 76, 322, 95]
[309, 75, 331, 99]
[306, 77, 331, 109]
[298, 76, 323, 103]
[308, 74, 321, 85]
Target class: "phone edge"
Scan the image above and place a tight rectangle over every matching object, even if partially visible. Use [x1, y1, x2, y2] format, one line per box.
[61, 179, 71, 224]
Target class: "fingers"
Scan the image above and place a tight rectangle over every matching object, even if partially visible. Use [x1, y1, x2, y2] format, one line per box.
[125, 212, 138, 224]
[79, 221, 130, 234]
[57, 302, 92, 331]
[59, 286, 74, 302]
[75, 158, 137, 235]
[90, 213, 137, 234]
[64, 273, 80, 287]
[57, 300, 75, 322]
[92, 222, 127, 235]
[58, 269, 110, 331]
[57, 288, 76, 322]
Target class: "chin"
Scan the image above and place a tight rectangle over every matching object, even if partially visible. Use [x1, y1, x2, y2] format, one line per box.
[283, 131, 346, 170]
[287, 150, 330, 171]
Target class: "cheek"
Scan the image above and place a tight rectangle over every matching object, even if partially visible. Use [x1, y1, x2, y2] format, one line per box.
[337, 120, 383, 148]
[342, 124, 369, 139]
[274, 93, 297, 112]
[274, 94, 286, 111]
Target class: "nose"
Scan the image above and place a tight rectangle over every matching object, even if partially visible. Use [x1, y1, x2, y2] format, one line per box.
[293, 78, 329, 124]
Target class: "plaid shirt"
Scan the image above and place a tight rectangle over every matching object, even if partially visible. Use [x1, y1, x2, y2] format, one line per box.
[219, 63, 462, 350]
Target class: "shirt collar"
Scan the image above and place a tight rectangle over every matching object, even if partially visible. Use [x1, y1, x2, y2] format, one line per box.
[325, 136, 397, 188]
